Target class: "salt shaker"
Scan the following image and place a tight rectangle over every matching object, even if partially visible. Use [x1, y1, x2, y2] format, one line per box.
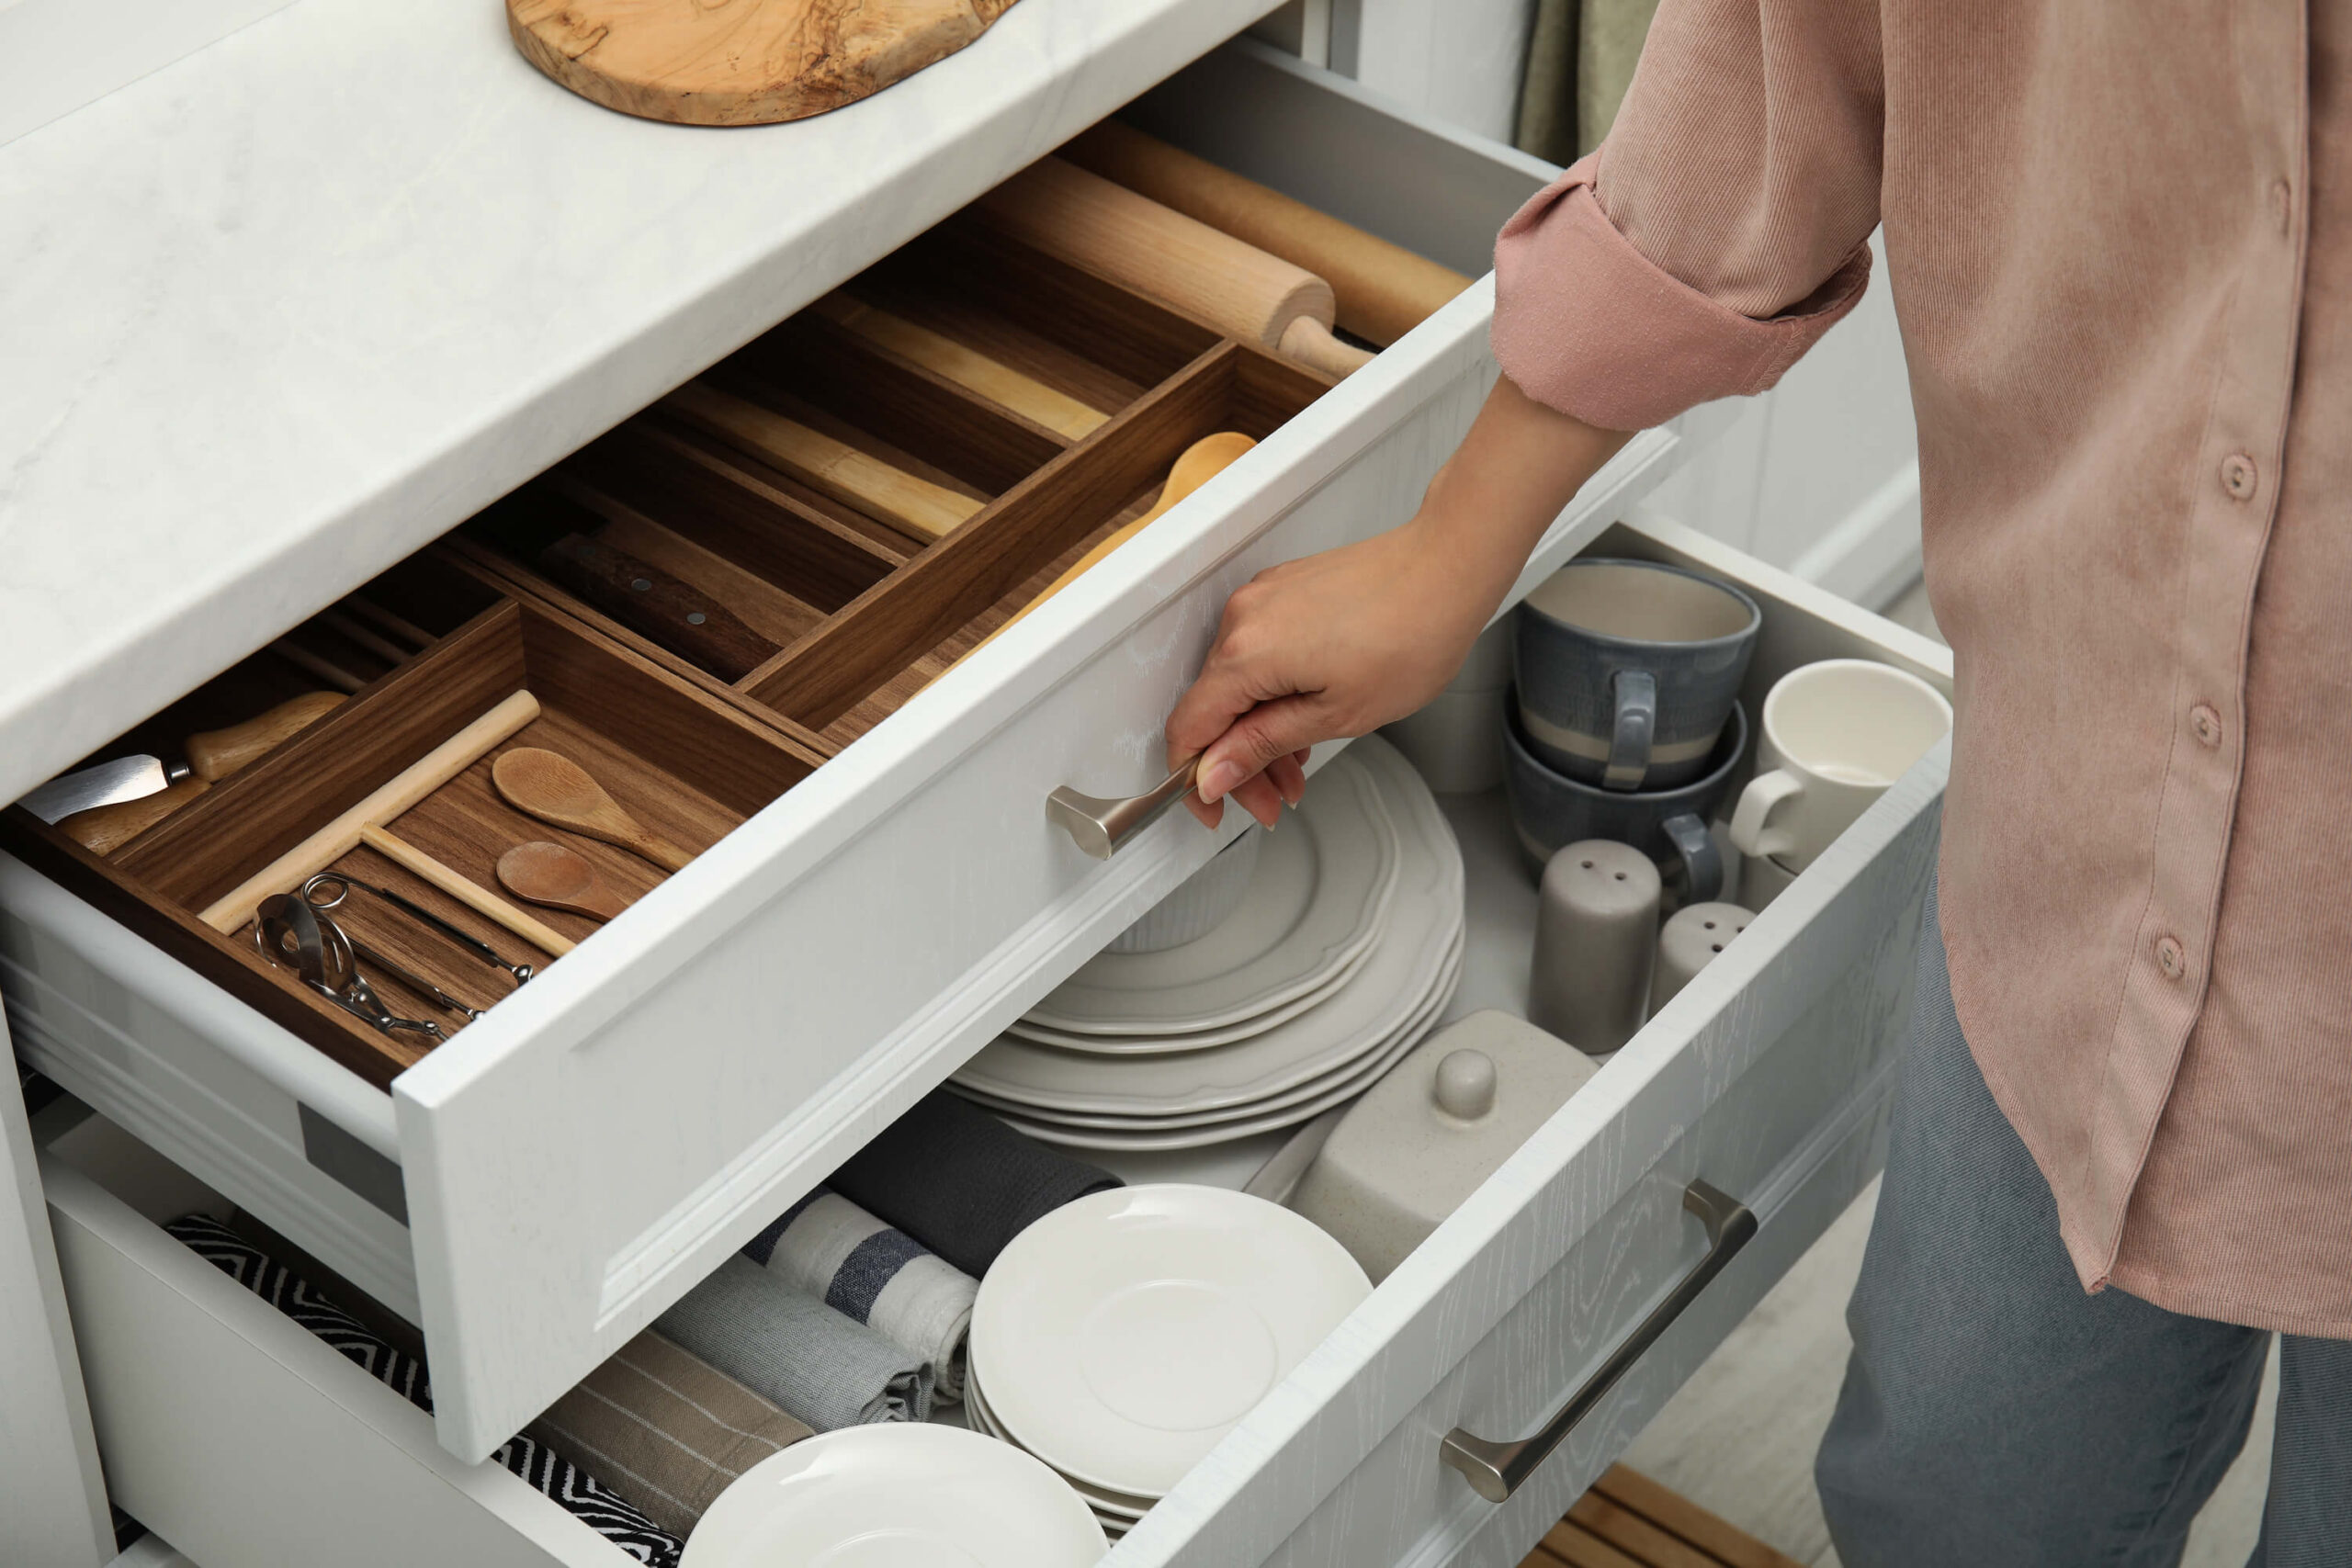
[1527, 839, 1660, 1055]
[1650, 901, 1755, 1011]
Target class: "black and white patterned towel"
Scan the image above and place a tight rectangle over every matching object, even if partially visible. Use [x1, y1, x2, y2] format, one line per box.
[165, 1213, 684, 1567]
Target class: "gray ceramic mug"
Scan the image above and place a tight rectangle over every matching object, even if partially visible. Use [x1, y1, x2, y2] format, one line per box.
[1515, 558, 1762, 792]
[1502, 694, 1748, 905]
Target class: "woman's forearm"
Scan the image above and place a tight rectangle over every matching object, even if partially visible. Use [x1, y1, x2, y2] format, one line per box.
[1165, 375, 1634, 825]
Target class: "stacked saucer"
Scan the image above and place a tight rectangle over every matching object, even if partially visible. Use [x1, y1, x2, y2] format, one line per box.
[952, 738, 1465, 1150]
[962, 1186, 1372, 1539]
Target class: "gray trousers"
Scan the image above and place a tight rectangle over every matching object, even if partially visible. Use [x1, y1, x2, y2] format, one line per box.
[1815, 885, 2352, 1567]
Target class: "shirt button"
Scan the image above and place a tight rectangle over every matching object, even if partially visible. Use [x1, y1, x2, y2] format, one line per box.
[2156, 936, 2187, 980]
[2191, 704, 2222, 747]
[2222, 455, 2259, 500]
[2272, 179, 2294, 233]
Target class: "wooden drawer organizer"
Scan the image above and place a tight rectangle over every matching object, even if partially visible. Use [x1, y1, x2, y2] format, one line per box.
[3, 209, 1333, 1092]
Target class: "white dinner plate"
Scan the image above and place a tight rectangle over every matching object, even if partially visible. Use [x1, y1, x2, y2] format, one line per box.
[1003, 941, 1370, 1054]
[970, 1185, 1371, 1498]
[956, 753, 1462, 1117]
[980, 941, 1462, 1152]
[956, 930, 1464, 1134]
[1021, 748, 1400, 1036]
[680, 1424, 1106, 1568]
[964, 1368, 1154, 1519]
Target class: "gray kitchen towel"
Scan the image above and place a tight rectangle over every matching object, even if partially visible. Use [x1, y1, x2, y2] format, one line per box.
[656, 1254, 934, 1431]
[831, 1090, 1120, 1278]
[744, 1186, 978, 1400]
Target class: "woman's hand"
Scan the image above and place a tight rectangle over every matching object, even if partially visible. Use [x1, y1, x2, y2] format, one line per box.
[1167, 376, 1634, 829]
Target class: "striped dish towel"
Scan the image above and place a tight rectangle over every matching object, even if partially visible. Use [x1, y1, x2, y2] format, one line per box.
[744, 1187, 978, 1400]
[164, 1213, 684, 1568]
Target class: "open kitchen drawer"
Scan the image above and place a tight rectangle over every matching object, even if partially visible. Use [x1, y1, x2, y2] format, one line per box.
[6, 39, 1944, 1552]
[28, 503, 1948, 1568]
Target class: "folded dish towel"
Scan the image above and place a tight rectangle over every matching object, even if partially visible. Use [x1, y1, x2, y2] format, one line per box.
[828, 1091, 1121, 1277]
[164, 1213, 684, 1568]
[657, 1254, 934, 1431]
[744, 1186, 978, 1400]
[528, 1328, 814, 1540]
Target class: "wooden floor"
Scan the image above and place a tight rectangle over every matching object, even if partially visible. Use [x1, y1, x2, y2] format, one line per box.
[1525, 1466, 1803, 1568]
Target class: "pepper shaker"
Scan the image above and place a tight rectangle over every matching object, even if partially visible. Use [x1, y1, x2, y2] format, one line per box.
[1527, 839, 1661, 1055]
[1651, 901, 1755, 1011]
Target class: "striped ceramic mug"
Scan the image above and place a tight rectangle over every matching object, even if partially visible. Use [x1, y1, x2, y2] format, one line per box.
[1513, 558, 1761, 793]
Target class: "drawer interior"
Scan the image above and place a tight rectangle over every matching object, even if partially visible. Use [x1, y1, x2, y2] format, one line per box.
[1, 144, 1383, 1091]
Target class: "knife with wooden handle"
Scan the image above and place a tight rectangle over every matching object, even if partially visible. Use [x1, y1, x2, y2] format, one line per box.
[24, 692, 347, 853]
[537, 534, 782, 681]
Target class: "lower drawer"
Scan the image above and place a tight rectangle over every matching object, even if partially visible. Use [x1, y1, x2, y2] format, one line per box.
[41, 516, 1950, 1568]
[38, 1110, 628, 1568]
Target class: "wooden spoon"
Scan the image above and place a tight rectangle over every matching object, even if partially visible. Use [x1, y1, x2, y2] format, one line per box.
[490, 748, 694, 873]
[496, 841, 629, 922]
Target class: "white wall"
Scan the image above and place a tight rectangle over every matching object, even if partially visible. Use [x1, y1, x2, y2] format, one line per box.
[1346, 0, 1535, 144]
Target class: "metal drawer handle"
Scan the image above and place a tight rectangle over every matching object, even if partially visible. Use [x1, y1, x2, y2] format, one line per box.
[1047, 758, 1196, 860]
[1441, 1178, 1757, 1504]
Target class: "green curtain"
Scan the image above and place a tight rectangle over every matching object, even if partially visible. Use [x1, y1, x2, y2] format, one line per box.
[1514, 0, 1664, 164]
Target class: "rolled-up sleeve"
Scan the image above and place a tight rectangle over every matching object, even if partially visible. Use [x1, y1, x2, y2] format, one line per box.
[1493, 0, 1886, 431]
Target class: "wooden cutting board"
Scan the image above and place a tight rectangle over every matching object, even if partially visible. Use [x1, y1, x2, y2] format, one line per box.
[507, 0, 1022, 127]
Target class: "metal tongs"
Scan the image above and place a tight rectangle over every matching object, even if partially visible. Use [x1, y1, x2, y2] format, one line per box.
[255, 893, 446, 1042]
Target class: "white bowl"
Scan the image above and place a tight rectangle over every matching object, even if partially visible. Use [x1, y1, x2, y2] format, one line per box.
[1106, 826, 1263, 954]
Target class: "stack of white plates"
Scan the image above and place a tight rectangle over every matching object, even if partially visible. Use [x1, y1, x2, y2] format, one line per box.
[962, 1186, 1372, 1539]
[953, 738, 1465, 1151]
[680, 1423, 1107, 1566]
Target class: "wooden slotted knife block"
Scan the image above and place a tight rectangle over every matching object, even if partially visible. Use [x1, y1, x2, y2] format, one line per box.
[507, 0, 1022, 127]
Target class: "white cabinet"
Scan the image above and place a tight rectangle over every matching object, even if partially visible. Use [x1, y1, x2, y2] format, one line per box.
[7, 29, 1949, 1568]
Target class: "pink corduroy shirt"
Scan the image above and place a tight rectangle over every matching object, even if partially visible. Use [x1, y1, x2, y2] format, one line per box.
[1492, 0, 2352, 1336]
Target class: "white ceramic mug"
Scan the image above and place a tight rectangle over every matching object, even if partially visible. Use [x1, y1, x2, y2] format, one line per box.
[1729, 660, 1951, 872]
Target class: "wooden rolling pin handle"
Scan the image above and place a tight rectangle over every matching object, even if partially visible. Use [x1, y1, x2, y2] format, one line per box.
[364, 826, 577, 957]
[1278, 316, 1376, 379]
[186, 692, 349, 781]
[198, 689, 543, 932]
[58, 778, 210, 856]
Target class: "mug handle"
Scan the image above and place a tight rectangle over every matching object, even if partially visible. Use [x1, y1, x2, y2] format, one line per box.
[1604, 670, 1657, 792]
[1729, 769, 1804, 860]
[1661, 813, 1723, 903]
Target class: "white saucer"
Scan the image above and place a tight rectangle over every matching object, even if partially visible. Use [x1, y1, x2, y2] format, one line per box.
[1022, 750, 1400, 1037]
[956, 754, 1462, 1118]
[680, 1423, 1107, 1568]
[965, 1368, 1153, 1519]
[958, 930, 1464, 1134]
[968, 1185, 1371, 1499]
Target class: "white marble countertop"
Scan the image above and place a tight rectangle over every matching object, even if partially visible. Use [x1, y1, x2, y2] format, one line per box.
[0, 0, 1273, 806]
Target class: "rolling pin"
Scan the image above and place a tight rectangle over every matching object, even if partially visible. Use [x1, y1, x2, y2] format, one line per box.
[809, 294, 1110, 441]
[661, 380, 982, 541]
[57, 692, 349, 853]
[975, 159, 1375, 380]
[199, 690, 543, 932]
[1063, 122, 1474, 347]
[962, 432, 1256, 663]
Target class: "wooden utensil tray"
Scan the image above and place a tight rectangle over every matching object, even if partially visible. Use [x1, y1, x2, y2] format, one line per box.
[5, 553, 822, 1088]
[461, 218, 1332, 747]
[5, 152, 1340, 1089]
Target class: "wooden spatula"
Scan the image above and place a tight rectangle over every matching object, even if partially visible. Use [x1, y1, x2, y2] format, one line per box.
[490, 748, 695, 873]
[496, 841, 629, 922]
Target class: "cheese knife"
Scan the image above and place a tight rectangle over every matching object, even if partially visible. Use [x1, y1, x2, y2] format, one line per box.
[18, 692, 347, 852]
